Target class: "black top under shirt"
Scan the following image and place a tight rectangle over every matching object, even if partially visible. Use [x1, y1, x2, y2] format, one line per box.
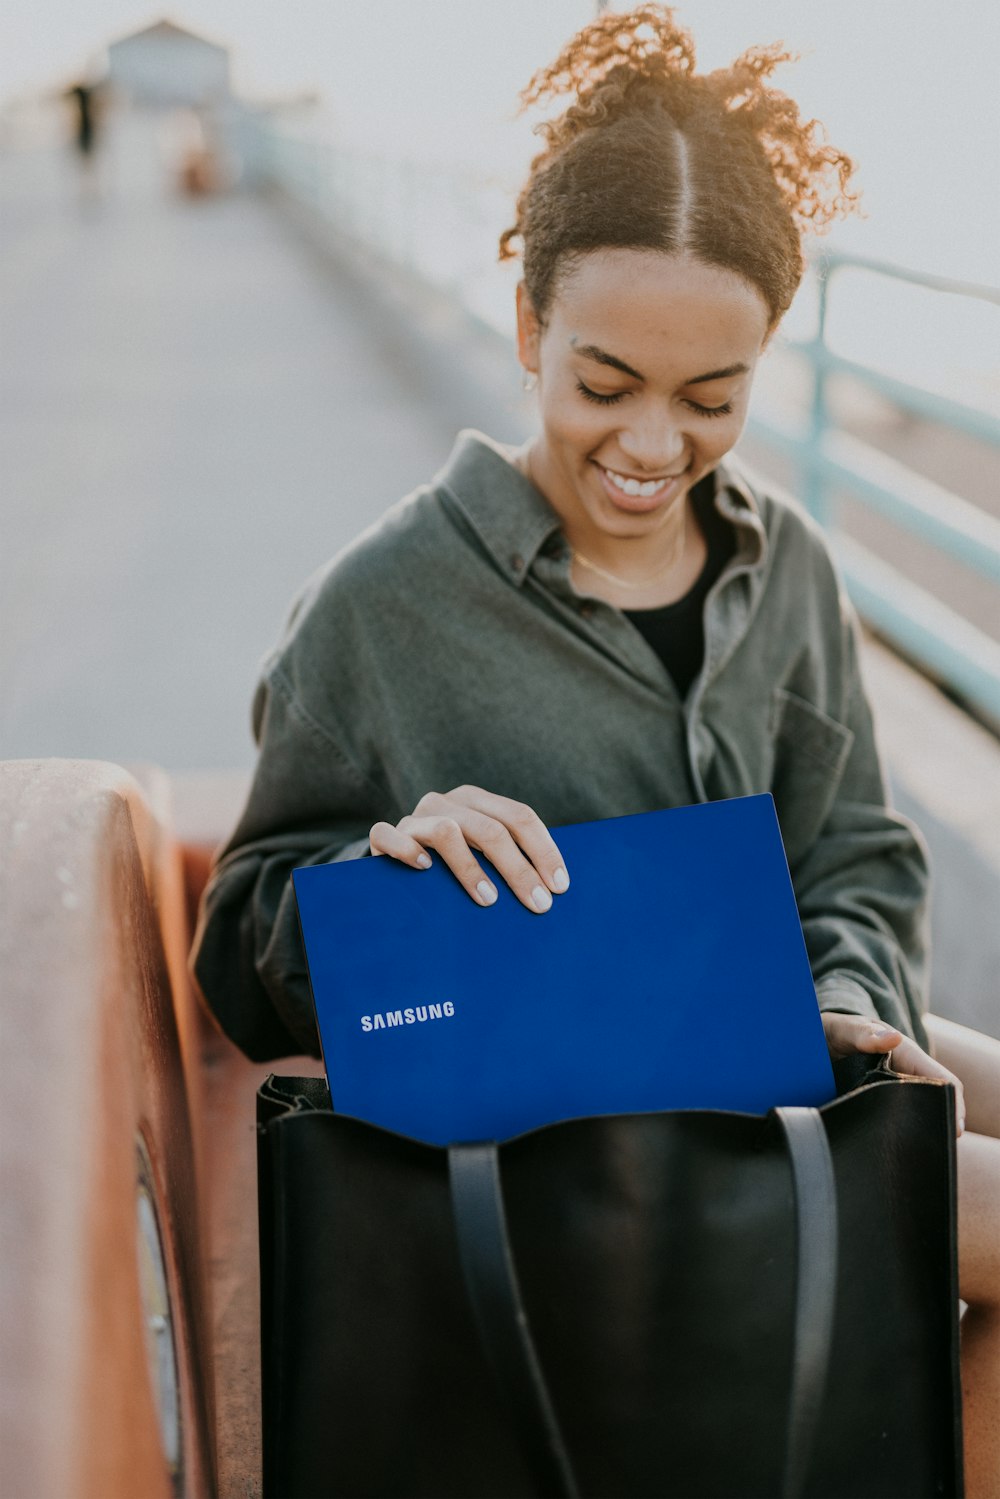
[623, 473, 736, 699]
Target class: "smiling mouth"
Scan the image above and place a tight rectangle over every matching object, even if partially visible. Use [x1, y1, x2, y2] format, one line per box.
[594, 461, 691, 506]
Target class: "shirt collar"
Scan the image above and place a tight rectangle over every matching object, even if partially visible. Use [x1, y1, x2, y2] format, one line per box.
[436, 427, 766, 584]
[436, 430, 561, 584]
[711, 457, 768, 567]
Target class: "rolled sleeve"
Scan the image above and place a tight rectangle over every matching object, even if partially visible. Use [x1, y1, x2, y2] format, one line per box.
[790, 600, 931, 1049]
[190, 662, 383, 1061]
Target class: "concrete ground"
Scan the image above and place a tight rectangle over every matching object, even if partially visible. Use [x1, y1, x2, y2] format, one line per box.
[1, 108, 997, 1036]
[1, 111, 478, 771]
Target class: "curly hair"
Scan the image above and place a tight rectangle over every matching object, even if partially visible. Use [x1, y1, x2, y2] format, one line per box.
[499, 4, 860, 330]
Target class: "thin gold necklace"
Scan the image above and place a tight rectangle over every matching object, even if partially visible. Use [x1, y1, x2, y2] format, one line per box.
[572, 505, 688, 591]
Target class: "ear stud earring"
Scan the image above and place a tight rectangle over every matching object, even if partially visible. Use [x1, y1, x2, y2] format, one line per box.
[521, 369, 538, 392]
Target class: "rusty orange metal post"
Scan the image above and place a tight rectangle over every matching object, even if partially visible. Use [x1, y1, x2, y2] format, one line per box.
[0, 760, 216, 1497]
[0, 760, 323, 1498]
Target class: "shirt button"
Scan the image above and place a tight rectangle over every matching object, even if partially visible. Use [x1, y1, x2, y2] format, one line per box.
[510, 552, 525, 574]
[578, 601, 595, 620]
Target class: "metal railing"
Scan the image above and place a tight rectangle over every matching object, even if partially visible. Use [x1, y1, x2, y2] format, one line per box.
[239, 114, 1000, 729]
[748, 252, 1000, 728]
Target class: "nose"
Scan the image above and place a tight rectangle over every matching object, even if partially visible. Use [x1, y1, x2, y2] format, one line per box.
[617, 409, 687, 472]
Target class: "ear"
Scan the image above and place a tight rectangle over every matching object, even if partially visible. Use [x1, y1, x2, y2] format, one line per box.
[515, 281, 541, 373]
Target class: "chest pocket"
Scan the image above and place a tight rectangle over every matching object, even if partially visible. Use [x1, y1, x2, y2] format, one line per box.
[769, 687, 854, 867]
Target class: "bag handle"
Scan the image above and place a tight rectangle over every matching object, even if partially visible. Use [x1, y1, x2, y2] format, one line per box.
[450, 1109, 837, 1499]
[449, 1143, 579, 1499]
[774, 1106, 839, 1499]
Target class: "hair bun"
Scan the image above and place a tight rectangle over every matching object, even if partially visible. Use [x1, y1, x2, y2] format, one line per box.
[519, 4, 699, 129]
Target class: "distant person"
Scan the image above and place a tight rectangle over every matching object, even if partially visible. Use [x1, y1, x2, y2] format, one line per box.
[191, 6, 1000, 1489]
[65, 80, 104, 208]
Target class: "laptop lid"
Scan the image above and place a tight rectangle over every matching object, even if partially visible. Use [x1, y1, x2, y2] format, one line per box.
[292, 793, 836, 1145]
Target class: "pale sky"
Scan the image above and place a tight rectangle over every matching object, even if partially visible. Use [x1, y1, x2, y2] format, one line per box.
[4, 0, 1000, 283]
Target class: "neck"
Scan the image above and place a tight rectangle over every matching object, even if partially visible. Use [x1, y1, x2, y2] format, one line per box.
[575, 496, 690, 579]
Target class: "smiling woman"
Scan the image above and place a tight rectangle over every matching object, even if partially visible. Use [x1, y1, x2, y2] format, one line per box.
[189, 5, 999, 1492]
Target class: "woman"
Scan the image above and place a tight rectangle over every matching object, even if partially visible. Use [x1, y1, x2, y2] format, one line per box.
[192, 7, 998, 1489]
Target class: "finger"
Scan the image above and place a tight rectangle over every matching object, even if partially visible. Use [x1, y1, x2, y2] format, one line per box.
[394, 815, 499, 906]
[410, 796, 559, 914]
[887, 1039, 966, 1132]
[446, 785, 570, 896]
[458, 808, 558, 915]
[368, 821, 433, 870]
[404, 806, 554, 915]
[820, 1015, 966, 1137]
[886, 1037, 955, 1082]
[821, 1012, 902, 1060]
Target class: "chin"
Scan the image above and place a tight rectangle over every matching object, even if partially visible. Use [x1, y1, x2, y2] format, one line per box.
[595, 479, 694, 532]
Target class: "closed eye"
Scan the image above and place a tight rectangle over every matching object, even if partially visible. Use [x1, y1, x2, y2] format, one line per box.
[576, 379, 626, 406]
[577, 379, 734, 419]
[686, 400, 734, 418]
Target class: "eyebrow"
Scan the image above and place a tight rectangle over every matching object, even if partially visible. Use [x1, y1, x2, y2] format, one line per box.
[574, 343, 750, 387]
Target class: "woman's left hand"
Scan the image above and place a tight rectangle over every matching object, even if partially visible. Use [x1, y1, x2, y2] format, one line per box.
[821, 1012, 966, 1136]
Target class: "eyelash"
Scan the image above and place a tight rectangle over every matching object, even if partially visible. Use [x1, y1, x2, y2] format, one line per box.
[575, 379, 733, 418]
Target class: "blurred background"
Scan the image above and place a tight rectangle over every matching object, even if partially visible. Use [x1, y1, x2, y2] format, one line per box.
[1, 1, 998, 1029]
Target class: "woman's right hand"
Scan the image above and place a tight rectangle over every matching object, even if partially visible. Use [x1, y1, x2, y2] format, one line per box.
[369, 785, 570, 913]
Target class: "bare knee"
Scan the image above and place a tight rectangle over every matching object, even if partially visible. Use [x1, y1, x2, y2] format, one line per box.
[958, 1131, 1000, 1309]
[926, 1015, 1000, 1140]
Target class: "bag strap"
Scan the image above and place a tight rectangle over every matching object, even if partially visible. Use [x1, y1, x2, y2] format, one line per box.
[774, 1106, 839, 1499]
[450, 1111, 837, 1499]
[448, 1142, 579, 1499]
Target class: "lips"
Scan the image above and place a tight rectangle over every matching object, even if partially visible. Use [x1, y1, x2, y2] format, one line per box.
[593, 460, 690, 513]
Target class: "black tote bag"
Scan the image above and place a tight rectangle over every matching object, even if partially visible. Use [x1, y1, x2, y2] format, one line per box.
[256, 1060, 963, 1499]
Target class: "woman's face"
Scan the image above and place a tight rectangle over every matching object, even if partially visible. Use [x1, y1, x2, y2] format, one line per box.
[516, 249, 771, 547]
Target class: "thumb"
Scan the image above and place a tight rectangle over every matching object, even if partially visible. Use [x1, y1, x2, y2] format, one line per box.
[857, 1020, 904, 1053]
[822, 1012, 903, 1059]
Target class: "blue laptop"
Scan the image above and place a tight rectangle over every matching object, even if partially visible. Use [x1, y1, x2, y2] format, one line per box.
[292, 794, 836, 1146]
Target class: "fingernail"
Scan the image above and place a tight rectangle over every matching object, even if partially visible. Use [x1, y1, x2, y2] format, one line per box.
[476, 880, 497, 905]
[551, 866, 569, 893]
[416, 853, 431, 869]
[871, 1025, 895, 1040]
[532, 885, 552, 913]
[958, 1117, 966, 1136]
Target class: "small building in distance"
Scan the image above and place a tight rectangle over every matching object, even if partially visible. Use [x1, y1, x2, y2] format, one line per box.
[107, 19, 231, 107]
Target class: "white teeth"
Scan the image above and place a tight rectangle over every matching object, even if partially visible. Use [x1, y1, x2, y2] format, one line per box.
[606, 468, 669, 498]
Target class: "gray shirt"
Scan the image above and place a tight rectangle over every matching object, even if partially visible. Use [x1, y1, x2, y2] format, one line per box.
[191, 428, 930, 1060]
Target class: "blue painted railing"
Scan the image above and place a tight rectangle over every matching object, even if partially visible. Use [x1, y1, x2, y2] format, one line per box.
[239, 117, 1000, 729]
[747, 252, 1000, 728]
